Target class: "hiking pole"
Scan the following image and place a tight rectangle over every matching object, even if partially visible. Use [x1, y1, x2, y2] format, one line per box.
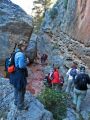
[13, 43, 17, 52]
[10, 43, 17, 57]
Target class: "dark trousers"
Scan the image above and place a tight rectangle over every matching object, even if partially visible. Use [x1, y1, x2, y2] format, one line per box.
[14, 87, 26, 109]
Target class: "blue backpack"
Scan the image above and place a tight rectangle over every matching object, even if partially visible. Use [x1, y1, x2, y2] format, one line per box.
[70, 68, 77, 78]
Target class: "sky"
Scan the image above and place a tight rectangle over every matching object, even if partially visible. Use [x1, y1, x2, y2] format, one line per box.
[11, 0, 34, 15]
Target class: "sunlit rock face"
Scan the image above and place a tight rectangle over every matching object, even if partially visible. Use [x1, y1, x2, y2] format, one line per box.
[61, 0, 90, 68]
[62, 0, 90, 46]
[0, 0, 33, 63]
[76, 0, 90, 46]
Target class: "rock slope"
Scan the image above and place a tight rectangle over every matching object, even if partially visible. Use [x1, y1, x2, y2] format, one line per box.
[0, 77, 53, 120]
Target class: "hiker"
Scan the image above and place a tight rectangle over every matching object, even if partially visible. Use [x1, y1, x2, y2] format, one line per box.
[73, 66, 90, 112]
[44, 70, 53, 87]
[9, 41, 28, 110]
[41, 53, 48, 64]
[66, 62, 79, 94]
[51, 66, 64, 91]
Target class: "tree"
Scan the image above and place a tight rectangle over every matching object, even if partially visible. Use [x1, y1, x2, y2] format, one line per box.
[32, 0, 52, 33]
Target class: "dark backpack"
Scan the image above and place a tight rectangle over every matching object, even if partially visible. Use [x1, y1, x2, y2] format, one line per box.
[5, 43, 17, 74]
[76, 74, 87, 89]
[4, 52, 16, 78]
[70, 68, 77, 78]
[5, 52, 16, 73]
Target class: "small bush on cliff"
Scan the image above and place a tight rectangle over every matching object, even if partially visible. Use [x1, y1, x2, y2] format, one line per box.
[64, 0, 68, 9]
[37, 88, 67, 120]
[52, 42, 60, 49]
[50, 7, 58, 19]
[34, 15, 44, 33]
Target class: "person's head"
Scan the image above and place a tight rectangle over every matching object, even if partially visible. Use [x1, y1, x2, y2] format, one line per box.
[80, 66, 85, 73]
[71, 62, 78, 69]
[18, 40, 27, 51]
[54, 65, 59, 71]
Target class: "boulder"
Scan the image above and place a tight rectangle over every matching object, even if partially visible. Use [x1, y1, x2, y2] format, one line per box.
[26, 34, 37, 63]
[7, 93, 53, 120]
[0, 0, 33, 64]
[0, 77, 53, 120]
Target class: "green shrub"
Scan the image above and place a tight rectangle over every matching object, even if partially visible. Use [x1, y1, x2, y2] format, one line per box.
[64, 0, 68, 9]
[52, 42, 60, 49]
[37, 88, 67, 120]
[50, 7, 58, 19]
[34, 15, 44, 33]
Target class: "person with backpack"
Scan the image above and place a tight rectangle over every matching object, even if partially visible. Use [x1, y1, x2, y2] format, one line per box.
[44, 69, 54, 87]
[41, 53, 48, 64]
[9, 41, 28, 110]
[73, 66, 90, 112]
[51, 66, 64, 91]
[66, 62, 79, 94]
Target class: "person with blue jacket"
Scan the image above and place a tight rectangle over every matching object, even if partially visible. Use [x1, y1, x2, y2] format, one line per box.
[10, 41, 28, 110]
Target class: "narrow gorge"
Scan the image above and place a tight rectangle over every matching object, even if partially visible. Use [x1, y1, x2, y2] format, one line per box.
[0, 0, 90, 120]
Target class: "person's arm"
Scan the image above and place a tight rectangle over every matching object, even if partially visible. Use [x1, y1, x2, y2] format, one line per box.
[18, 53, 27, 68]
[74, 74, 80, 84]
[66, 69, 71, 77]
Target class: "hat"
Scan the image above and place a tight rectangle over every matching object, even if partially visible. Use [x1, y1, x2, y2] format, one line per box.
[80, 66, 85, 72]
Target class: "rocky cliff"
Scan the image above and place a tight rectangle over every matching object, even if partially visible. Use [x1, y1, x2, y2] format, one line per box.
[60, 0, 90, 46]
[41, 0, 90, 68]
[0, 0, 33, 64]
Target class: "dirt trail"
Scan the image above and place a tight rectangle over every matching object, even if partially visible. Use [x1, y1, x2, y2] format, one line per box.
[27, 61, 45, 95]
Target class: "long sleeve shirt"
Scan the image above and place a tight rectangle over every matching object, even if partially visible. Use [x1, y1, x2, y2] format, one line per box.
[15, 50, 27, 69]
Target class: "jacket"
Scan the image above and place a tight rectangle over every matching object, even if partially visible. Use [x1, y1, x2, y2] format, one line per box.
[15, 49, 27, 68]
[51, 69, 61, 84]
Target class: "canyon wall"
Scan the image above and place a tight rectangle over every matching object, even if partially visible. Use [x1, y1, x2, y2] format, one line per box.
[41, 0, 90, 68]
